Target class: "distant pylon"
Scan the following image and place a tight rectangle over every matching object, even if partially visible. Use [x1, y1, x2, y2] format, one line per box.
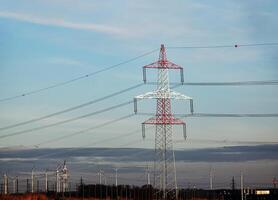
[45, 170, 48, 192]
[3, 173, 8, 195]
[146, 165, 151, 185]
[209, 167, 213, 190]
[61, 160, 69, 193]
[31, 168, 34, 193]
[240, 172, 244, 200]
[134, 44, 193, 200]
[56, 168, 60, 193]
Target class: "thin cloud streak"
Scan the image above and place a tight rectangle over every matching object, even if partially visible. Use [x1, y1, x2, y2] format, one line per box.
[0, 11, 127, 36]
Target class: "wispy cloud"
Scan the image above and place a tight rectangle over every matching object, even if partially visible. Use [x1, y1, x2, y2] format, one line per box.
[47, 57, 83, 66]
[0, 11, 128, 36]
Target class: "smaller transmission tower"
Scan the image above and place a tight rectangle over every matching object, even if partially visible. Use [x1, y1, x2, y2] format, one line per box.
[134, 44, 193, 200]
[56, 168, 60, 193]
[61, 160, 69, 193]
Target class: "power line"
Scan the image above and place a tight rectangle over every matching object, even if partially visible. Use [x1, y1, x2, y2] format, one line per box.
[174, 138, 278, 145]
[167, 42, 278, 49]
[0, 49, 158, 103]
[0, 103, 133, 139]
[34, 112, 134, 146]
[0, 83, 143, 131]
[26, 123, 278, 161]
[34, 127, 140, 159]
[138, 113, 278, 118]
[36, 113, 134, 146]
[147, 80, 278, 86]
[36, 128, 140, 148]
[7, 137, 150, 182]
[1, 42, 277, 103]
[183, 80, 278, 86]
[6, 128, 152, 165]
[1, 137, 277, 185]
[185, 113, 278, 117]
[34, 128, 153, 159]
[5, 77, 262, 132]
[71, 151, 153, 180]
[10, 136, 278, 175]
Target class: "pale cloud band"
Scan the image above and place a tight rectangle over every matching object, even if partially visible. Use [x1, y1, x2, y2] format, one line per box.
[0, 11, 127, 36]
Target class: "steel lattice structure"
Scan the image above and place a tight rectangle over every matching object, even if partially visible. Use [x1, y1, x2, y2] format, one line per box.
[134, 44, 194, 200]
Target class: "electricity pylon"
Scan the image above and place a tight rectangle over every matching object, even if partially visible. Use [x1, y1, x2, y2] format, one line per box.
[134, 44, 193, 200]
[61, 160, 68, 193]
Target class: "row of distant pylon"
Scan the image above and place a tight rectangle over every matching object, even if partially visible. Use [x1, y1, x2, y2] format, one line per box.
[2, 160, 68, 195]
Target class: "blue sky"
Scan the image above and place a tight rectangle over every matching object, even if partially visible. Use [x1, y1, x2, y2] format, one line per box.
[0, 0, 278, 148]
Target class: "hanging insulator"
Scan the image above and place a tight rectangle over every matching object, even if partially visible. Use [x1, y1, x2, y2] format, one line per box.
[183, 123, 187, 140]
[143, 67, 147, 83]
[190, 99, 194, 114]
[134, 98, 138, 114]
[180, 68, 184, 84]
[142, 124, 146, 139]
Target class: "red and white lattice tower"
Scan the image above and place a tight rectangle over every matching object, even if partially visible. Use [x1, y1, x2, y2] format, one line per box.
[134, 44, 193, 200]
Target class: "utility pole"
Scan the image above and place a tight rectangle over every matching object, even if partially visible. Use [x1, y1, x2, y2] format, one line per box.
[114, 168, 118, 200]
[56, 168, 60, 193]
[13, 178, 16, 194]
[134, 44, 193, 200]
[146, 165, 150, 185]
[104, 175, 107, 199]
[80, 177, 84, 200]
[98, 170, 102, 200]
[31, 169, 34, 193]
[209, 167, 213, 190]
[3, 173, 8, 195]
[231, 176, 235, 190]
[45, 171, 48, 192]
[115, 168, 118, 187]
[241, 172, 244, 200]
[231, 176, 236, 200]
[16, 177, 18, 193]
[273, 177, 277, 188]
[98, 170, 102, 185]
[37, 180, 40, 193]
[27, 179, 29, 193]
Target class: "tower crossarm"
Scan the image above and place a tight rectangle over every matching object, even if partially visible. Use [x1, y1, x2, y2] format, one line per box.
[143, 116, 185, 125]
[135, 90, 192, 100]
[134, 90, 194, 114]
[143, 60, 182, 69]
[142, 57, 184, 84]
[141, 116, 187, 140]
[168, 91, 192, 100]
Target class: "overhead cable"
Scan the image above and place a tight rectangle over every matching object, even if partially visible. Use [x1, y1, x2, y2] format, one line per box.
[33, 113, 134, 146]
[0, 49, 158, 102]
[137, 113, 278, 118]
[167, 42, 278, 49]
[35, 126, 139, 159]
[147, 80, 278, 86]
[0, 83, 143, 131]
[0, 103, 133, 139]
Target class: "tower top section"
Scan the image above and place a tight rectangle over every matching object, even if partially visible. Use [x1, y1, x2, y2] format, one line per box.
[142, 44, 184, 83]
[159, 44, 167, 65]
